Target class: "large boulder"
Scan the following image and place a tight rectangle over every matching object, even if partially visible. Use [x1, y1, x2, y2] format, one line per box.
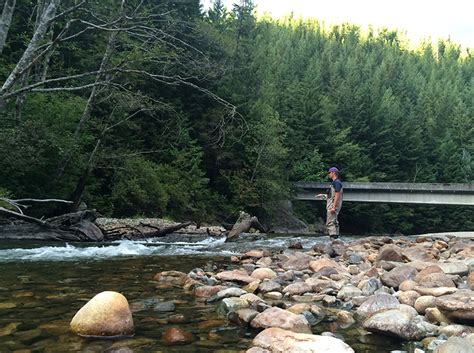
[70, 291, 134, 337]
[248, 327, 354, 353]
[250, 307, 311, 334]
[281, 253, 313, 271]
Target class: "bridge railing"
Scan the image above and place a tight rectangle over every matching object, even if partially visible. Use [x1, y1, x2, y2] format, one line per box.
[294, 182, 474, 205]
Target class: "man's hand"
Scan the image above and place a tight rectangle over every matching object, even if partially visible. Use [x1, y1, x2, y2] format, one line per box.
[315, 194, 326, 200]
[329, 207, 336, 213]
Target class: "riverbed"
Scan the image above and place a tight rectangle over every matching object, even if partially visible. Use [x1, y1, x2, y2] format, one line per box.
[0, 234, 415, 352]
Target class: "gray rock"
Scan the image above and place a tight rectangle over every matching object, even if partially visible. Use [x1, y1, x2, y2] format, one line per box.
[433, 336, 474, 353]
[356, 293, 400, 320]
[381, 265, 418, 288]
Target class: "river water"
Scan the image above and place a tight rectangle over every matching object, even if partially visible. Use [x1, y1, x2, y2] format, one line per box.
[0, 234, 414, 352]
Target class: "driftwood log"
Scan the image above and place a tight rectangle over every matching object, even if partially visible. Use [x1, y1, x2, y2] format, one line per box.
[226, 211, 266, 241]
[0, 210, 104, 241]
[103, 221, 192, 240]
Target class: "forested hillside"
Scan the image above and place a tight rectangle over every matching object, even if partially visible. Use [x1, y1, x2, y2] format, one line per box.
[1, 0, 473, 234]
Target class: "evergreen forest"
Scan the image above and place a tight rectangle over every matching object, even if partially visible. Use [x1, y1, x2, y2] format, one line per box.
[1, 0, 473, 234]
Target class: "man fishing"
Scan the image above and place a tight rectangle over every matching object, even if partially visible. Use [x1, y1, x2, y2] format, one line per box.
[316, 167, 343, 239]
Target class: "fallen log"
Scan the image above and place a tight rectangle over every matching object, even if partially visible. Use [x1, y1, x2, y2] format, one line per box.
[0, 210, 104, 241]
[226, 211, 266, 242]
[102, 221, 193, 240]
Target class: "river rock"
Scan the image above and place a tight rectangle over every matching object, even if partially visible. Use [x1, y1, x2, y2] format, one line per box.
[250, 307, 311, 333]
[70, 291, 134, 337]
[413, 285, 458, 297]
[194, 285, 227, 298]
[381, 265, 418, 288]
[468, 272, 474, 290]
[433, 336, 473, 353]
[363, 305, 438, 341]
[249, 327, 355, 353]
[439, 324, 474, 337]
[264, 291, 283, 300]
[214, 287, 247, 300]
[220, 297, 249, 313]
[251, 268, 277, 280]
[282, 282, 312, 295]
[376, 244, 403, 262]
[281, 253, 313, 271]
[414, 265, 444, 282]
[403, 245, 435, 262]
[418, 272, 455, 288]
[414, 295, 436, 314]
[438, 262, 469, 276]
[435, 289, 474, 324]
[241, 293, 266, 305]
[162, 327, 194, 345]
[356, 293, 400, 320]
[216, 270, 255, 283]
[309, 258, 343, 273]
[425, 307, 450, 324]
[337, 285, 362, 301]
[228, 308, 259, 326]
[398, 290, 420, 307]
[358, 277, 382, 296]
[259, 280, 282, 293]
[153, 271, 188, 286]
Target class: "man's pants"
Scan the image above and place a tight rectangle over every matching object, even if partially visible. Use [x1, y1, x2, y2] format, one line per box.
[326, 209, 340, 236]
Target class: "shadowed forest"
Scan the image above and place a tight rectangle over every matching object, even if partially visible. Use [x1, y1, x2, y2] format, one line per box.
[1, 0, 473, 234]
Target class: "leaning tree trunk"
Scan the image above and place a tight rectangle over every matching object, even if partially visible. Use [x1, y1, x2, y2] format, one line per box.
[1, 0, 59, 95]
[226, 211, 266, 241]
[0, 0, 16, 54]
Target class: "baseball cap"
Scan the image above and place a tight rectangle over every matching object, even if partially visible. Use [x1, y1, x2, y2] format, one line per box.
[328, 167, 339, 173]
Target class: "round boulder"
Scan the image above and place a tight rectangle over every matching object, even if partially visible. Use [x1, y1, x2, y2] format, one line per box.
[70, 291, 134, 337]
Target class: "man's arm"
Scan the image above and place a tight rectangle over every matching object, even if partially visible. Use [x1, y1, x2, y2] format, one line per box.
[330, 191, 340, 213]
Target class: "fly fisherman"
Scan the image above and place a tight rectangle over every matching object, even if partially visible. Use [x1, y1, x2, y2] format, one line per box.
[316, 167, 343, 239]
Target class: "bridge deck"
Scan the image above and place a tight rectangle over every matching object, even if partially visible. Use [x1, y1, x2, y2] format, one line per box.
[294, 182, 474, 205]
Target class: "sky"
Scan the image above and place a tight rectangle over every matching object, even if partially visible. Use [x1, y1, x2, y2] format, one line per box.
[202, 0, 474, 49]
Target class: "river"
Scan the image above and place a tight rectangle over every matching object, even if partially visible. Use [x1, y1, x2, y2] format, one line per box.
[0, 234, 415, 352]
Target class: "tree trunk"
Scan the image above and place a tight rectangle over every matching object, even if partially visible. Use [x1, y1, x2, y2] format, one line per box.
[0, 0, 16, 54]
[226, 211, 265, 241]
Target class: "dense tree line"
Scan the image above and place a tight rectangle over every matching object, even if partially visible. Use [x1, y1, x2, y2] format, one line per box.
[1, 0, 472, 234]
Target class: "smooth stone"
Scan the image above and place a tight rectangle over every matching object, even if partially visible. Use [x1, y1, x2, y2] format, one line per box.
[215, 287, 247, 299]
[281, 253, 313, 271]
[0, 302, 16, 309]
[0, 322, 21, 337]
[356, 293, 400, 320]
[228, 308, 259, 326]
[398, 290, 420, 307]
[70, 291, 134, 337]
[433, 336, 473, 353]
[282, 282, 312, 295]
[414, 265, 444, 282]
[418, 273, 455, 288]
[153, 301, 175, 312]
[435, 289, 474, 324]
[243, 280, 261, 293]
[251, 268, 277, 280]
[399, 280, 418, 292]
[162, 327, 194, 346]
[424, 307, 450, 324]
[194, 285, 227, 298]
[216, 270, 255, 283]
[381, 265, 418, 288]
[337, 285, 362, 301]
[220, 297, 249, 313]
[250, 307, 311, 333]
[240, 293, 265, 305]
[413, 286, 458, 297]
[309, 258, 344, 273]
[153, 271, 188, 286]
[250, 327, 355, 353]
[259, 280, 282, 293]
[438, 262, 469, 276]
[376, 244, 403, 262]
[358, 277, 382, 296]
[439, 324, 474, 337]
[263, 291, 283, 300]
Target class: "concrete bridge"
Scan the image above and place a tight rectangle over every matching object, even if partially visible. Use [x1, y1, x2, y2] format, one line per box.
[294, 182, 474, 205]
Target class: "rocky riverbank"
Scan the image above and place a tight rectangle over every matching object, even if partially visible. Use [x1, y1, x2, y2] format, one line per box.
[149, 234, 473, 352]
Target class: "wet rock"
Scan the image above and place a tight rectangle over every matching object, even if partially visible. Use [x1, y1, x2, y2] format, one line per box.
[381, 265, 418, 288]
[153, 301, 175, 312]
[70, 291, 134, 337]
[435, 289, 474, 324]
[322, 295, 337, 306]
[153, 271, 188, 286]
[213, 287, 247, 300]
[288, 240, 303, 249]
[198, 319, 226, 330]
[336, 310, 355, 328]
[282, 282, 312, 296]
[240, 293, 265, 305]
[168, 314, 189, 324]
[433, 336, 473, 353]
[280, 253, 313, 271]
[249, 327, 355, 353]
[251, 268, 277, 280]
[162, 327, 194, 346]
[216, 270, 255, 284]
[0, 322, 21, 337]
[220, 297, 249, 313]
[243, 250, 267, 259]
[228, 308, 259, 326]
[356, 293, 400, 320]
[250, 307, 311, 333]
[194, 285, 228, 298]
